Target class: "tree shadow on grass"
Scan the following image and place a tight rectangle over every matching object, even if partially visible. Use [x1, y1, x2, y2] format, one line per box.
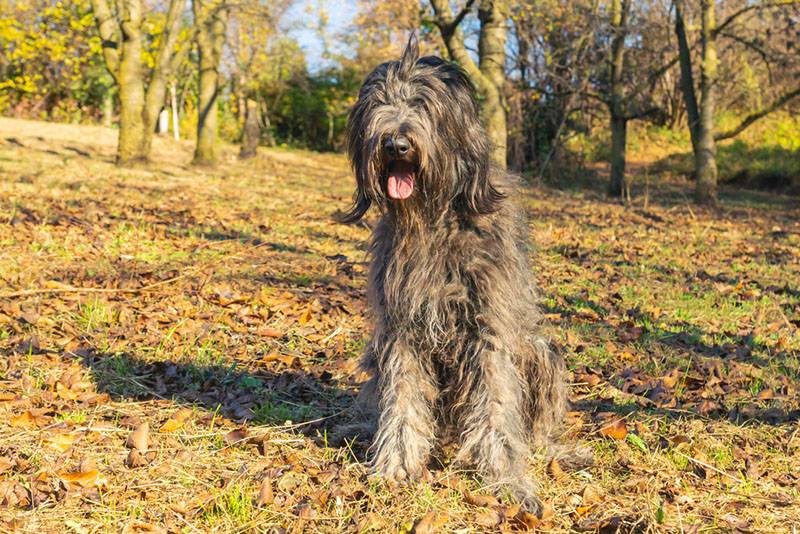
[77, 346, 370, 454]
[543, 294, 800, 426]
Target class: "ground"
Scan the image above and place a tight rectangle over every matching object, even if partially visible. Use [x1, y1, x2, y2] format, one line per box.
[0, 117, 798, 533]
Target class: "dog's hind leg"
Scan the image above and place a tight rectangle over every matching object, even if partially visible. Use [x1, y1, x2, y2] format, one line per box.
[454, 339, 543, 514]
[370, 336, 438, 483]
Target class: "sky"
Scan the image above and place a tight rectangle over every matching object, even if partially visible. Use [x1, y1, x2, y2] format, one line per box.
[284, 0, 358, 72]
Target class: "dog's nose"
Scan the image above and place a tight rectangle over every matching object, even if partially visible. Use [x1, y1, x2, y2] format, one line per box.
[384, 136, 410, 158]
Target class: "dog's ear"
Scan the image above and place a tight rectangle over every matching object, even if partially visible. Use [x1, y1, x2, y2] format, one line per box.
[340, 142, 373, 224]
[457, 161, 505, 216]
[338, 189, 371, 224]
[399, 32, 419, 73]
[454, 119, 505, 216]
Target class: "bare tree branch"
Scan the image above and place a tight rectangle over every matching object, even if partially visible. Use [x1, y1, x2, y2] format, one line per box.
[715, 86, 800, 140]
[713, 0, 800, 38]
[90, 0, 120, 78]
[429, 0, 487, 91]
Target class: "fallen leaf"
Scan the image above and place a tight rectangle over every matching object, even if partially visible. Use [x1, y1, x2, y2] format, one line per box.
[44, 433, 79, 453]
[581, 485, 602, 505]
[159, 408, 193, 433]
[58, 469, 108, 489]
[295, 502, 316, 519]
[512, 510, 542, 529]
[473, 508, 500, 528]
[10, 409, 49, 429]
[413, 511, 446, 533]
[257, 327, 283, 339]
[548, 457, 567, 480]
[575, 505, 593, 517]
[600, 418, 628, 440]
[224, 428, 248, 446]
[262, 352, 300, 367]
[257, 477, 274, 505]
[126, 449, 149, 468]
[127, 421, 149, 450]
[0, 457, 13, 474]
[464, 490, 499, 508]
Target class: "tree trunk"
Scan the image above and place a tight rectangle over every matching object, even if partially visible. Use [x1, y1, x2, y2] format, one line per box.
[674, 0, 700, 153]
[430, 0, 509, 168]
[91, 0, 185, 165]
[477, 0, 508, 167]
[235, 75, 246, 126]
[609, 116, 627, 197]
[260, 97, 275, 147]
[158, 109, 169, 135]
[193, 1, 228, 166]
[170, 81, 180, 141]
[116, 0, 147, 166]
[142, 0, 184, 157]
[238, 98, 260, 159]
[607, 0, 628, 197]
[695, 0, 718, 204]
[102, 88, 113, 128]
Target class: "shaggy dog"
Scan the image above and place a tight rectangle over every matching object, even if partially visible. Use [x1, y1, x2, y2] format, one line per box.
[342, 36, 567, 512]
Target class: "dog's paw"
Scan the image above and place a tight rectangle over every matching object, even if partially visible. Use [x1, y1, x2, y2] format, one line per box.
[369, 462, 417, 488]
[496, 478, 543, 517]
[370, 451, 429, 485]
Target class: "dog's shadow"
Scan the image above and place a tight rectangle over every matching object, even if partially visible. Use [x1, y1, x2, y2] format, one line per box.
[77, 347, 372, 455]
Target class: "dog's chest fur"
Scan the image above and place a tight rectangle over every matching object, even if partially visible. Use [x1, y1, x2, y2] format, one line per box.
[368, 208, 528, 366]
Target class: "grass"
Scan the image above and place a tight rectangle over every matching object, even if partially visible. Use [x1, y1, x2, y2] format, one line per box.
[0, 117, 798, 532]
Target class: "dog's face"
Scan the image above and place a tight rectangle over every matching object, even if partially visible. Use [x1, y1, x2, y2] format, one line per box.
[342, 35, 502, 223]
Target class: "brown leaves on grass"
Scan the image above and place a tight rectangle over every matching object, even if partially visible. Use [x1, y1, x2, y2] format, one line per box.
[159, 408, 193, 432]
[462, 490, 551, 530]
[1, 124, 799, 532]
[58, 469, 108, 489]
[600, 418, 628, 440]
[127, 421, 150, 450]
[43, 432, 79, 453]
[412, 511, 447, 533]
[256, 477, 274, 506]
[464, 490, 499, 508]
[9, 408, 50, 429]
[126, 422, 155, 467]
[223, 428, 249, 446]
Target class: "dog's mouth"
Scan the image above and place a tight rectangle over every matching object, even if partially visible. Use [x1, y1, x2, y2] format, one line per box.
[386, 160, 416, 200]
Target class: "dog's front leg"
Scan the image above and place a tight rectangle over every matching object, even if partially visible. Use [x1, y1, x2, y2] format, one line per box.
[455, 340, 543, 514]
[370, 336, 437, 483]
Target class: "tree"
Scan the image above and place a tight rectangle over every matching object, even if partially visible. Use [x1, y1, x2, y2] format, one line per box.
[430, 0, 509, 167]
[607, 0, 630, 198]
[192, 0, 228, 166]
[90, 0, 187, 166]
[603, 0, 676, 197]
[238, 98, 259, 159]
[508, 0, 603, 174]
[675, 0, 800, 204]
[226, 0, 290, 159]
[694, 0, 719, 204]
[0, 1, 106, 121]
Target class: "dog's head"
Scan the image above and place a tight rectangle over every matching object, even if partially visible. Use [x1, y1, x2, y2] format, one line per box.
[341, 34, 503, 223]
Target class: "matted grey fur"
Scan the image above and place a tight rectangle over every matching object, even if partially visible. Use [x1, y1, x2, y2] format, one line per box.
[342, 35, 567, 513]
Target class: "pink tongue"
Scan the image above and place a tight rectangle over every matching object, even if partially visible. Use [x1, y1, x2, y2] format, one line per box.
[387, 171, 414, 200]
